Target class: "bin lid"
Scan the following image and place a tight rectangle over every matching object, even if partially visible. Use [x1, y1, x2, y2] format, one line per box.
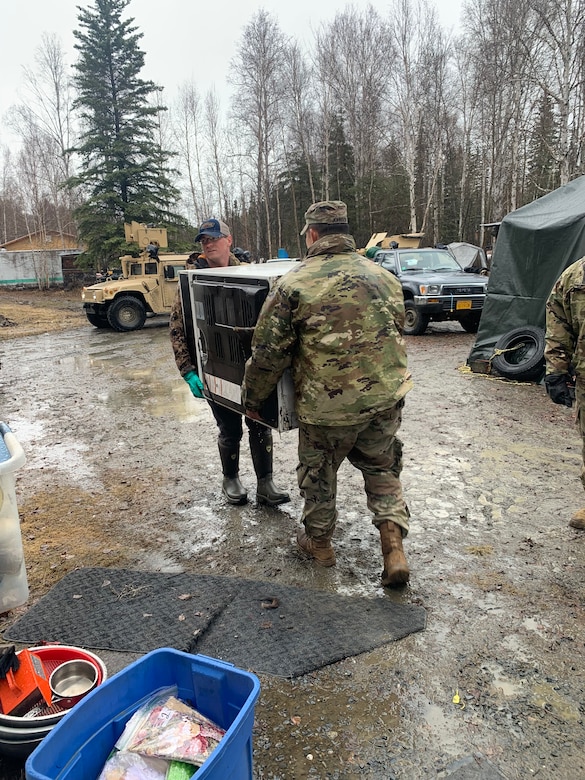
[0, 423, 26, 471]
[0, 429, 10, 464]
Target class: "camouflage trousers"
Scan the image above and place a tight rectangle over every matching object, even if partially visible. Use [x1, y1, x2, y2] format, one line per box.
[576, 384, 585, 490]
[296, 401, 410, 540]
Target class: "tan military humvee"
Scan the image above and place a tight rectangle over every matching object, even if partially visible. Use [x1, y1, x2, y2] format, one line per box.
[81, 223, 189, 332]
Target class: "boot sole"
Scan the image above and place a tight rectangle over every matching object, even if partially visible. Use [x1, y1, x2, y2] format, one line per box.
[257, 494, 291, 507]
[223, 491, 248, 505]
[381, 568, 410, 587]
[296, 540, 336, 567]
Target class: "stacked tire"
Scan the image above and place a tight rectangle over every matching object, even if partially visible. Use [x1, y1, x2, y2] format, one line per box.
[491, 326, 546, 381]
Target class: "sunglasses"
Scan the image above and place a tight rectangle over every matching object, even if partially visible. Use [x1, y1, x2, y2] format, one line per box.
[200, 236, 225, 245]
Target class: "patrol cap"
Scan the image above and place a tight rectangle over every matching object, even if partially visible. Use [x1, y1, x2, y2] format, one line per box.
[300, 200, 348, 235]
[195, 218, 231, 242]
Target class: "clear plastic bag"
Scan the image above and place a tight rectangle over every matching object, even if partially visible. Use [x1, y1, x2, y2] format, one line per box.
[115, 687, 225, 767]
[97, 751, 169, 780]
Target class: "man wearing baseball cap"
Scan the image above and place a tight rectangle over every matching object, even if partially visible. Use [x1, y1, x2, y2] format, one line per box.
[243, 200, 413, 587]
[170, 217, 289, 508]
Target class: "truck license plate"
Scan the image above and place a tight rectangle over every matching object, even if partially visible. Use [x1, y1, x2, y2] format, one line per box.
[456, 300, 472, 310]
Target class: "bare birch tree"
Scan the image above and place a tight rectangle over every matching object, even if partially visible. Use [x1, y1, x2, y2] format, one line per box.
[452, 36, 481, 240]
[229, 10, 288, 258]
[463, 0, 534, 220]
[523, 0, 585, 184]
[9, 33, 77, 241]
[0, 148, 27, 243]
[22, 33, 75, 183]
[387, 0, 430, 232]
[204, 89, 228, 217]
[415, 23, 453, 239]
[173, 82, 211, 221]
[314, 5, 393, 226]
[283, 42, 316, 204]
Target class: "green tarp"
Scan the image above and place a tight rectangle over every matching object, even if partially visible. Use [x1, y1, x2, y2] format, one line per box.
[468, 176, 585, 368]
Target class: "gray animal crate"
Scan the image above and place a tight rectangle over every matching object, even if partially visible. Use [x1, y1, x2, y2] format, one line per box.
[179, 261, 298, 432]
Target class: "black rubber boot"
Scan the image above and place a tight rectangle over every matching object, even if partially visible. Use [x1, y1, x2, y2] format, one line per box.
[218, 443, 247, 505]
[249, 428, 290, 506]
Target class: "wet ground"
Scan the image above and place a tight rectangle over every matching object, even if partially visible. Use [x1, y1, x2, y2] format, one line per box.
[0, 292, 584, 778]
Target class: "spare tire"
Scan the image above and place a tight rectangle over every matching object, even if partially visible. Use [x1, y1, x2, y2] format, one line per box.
[491, 326, 545, 380]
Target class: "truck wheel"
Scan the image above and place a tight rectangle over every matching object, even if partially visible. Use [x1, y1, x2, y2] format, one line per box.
[107, 296, 147, 332]
[85, 311, 110, 329]
[404, 301, 429, 336]
[459, 313, 481, 333]
[491, 326, 545, 380]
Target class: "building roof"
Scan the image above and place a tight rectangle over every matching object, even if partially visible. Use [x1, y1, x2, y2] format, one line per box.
[1, 230, 80, 251]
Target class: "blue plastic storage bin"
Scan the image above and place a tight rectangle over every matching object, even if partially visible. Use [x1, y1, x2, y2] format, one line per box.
[25, 648, 261, 780]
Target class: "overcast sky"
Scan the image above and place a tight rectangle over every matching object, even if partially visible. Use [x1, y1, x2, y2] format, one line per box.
[1, 0, 462, 150]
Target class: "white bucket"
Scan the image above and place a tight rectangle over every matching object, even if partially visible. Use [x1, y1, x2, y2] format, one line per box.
[0, 422, 28, 611]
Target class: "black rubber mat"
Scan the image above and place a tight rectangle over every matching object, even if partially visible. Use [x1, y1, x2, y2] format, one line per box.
[4, 568, 426, 677]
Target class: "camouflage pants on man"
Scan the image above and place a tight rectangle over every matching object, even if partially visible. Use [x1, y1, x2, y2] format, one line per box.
[576, 385, 585, 490]
[562, 384, 585, 531]
[296, 400, 410, 540]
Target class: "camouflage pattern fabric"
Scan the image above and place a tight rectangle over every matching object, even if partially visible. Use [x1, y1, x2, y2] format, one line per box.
[242, 234, 413, 426]
[298, 402, 410, 538]
[300, 200, 348, 235]
[576, 386, 585, 490]
[545, 257, 585, 488]
[545, 256, 585, 377]
[169, 253, 240, 377]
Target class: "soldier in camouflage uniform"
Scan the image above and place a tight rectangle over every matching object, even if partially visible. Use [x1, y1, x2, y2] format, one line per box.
[545, 257, 585, 530]
[170, 217, 289, 508]
[242, 201, 413, 587]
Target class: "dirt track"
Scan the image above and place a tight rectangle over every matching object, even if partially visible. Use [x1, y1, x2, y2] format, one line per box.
[0, 288, 584, 779]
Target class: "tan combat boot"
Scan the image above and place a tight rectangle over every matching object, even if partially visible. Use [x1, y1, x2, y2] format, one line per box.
[296, 528, 336, 567]
[569, 508, 585, 530]
[379, 521, 410, 587]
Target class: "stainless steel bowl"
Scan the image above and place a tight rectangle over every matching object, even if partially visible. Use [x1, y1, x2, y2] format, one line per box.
[49, 660, 98, 703]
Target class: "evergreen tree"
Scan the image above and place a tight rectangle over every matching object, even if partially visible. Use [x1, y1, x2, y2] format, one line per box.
[325, 115, 355, 207]
[70, 0, 179, 265]
[274, 153, 322, 257]
[526, 91, 559, 202]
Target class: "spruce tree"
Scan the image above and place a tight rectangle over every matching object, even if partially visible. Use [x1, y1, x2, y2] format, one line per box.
[70, 0, 179, 265]
[526, 91, 559, 202]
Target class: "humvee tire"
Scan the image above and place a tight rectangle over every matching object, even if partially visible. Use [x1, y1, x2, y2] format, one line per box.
[85, 311, 110, 328]
[107, 296, 147, 332]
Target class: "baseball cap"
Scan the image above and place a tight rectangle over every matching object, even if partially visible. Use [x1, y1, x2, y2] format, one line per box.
[300, 201, 348, 235]
[195, 218, 231, 242]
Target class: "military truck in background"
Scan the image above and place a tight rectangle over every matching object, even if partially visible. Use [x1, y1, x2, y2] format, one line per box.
[81, 223, 189, 331]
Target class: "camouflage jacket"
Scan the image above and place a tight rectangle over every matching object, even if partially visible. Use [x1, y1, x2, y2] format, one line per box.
[242, 234, 413, 426]
[545, 256, 585, 378]
[169, 253, 240, 377]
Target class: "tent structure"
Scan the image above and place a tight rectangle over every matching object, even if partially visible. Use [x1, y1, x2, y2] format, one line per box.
[448, 242, 489, 271]
[468, 175, 585, 370]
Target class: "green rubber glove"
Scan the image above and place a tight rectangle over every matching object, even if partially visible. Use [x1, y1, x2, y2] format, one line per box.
[184, 370, 204, 398]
